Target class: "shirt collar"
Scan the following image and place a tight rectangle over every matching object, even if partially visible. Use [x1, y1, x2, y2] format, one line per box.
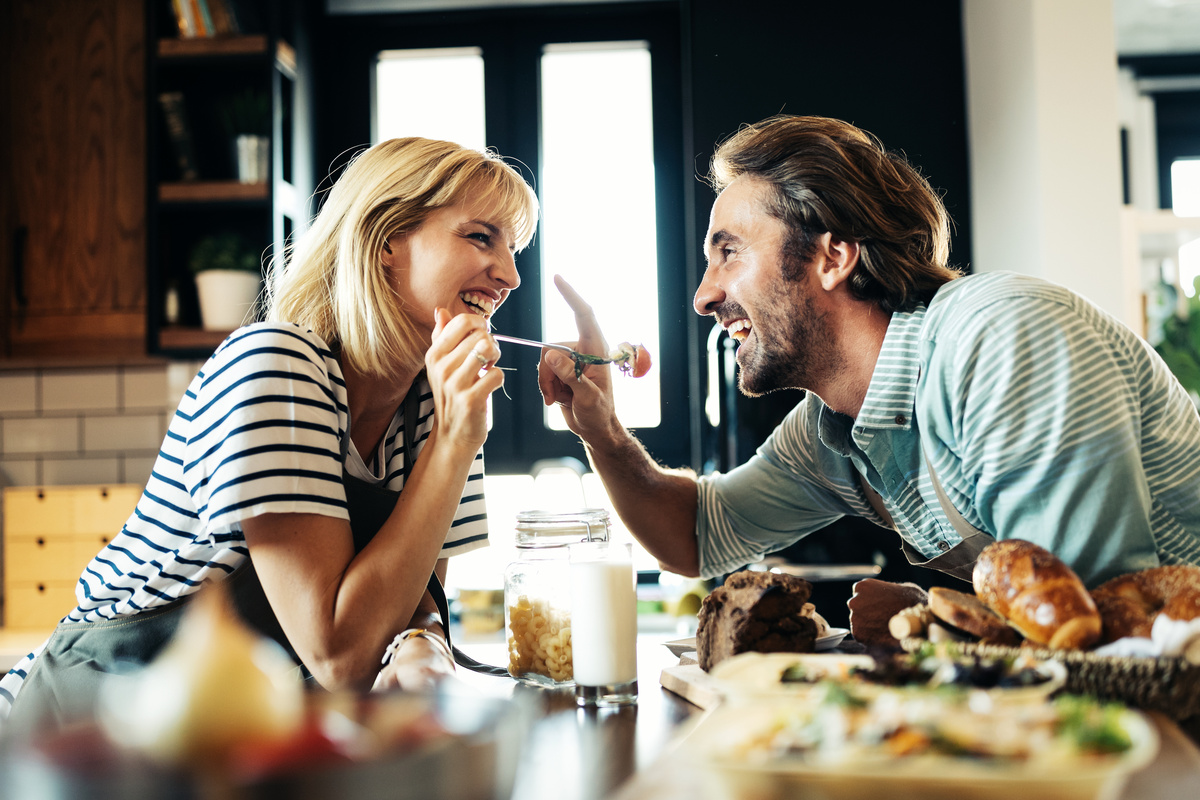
[854, 303, 927, 432]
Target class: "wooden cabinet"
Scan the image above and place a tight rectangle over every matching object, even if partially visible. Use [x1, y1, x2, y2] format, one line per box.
[3, 485, 142, 629]
[146, 0, 312, 358]
[0, 0, 147, 359]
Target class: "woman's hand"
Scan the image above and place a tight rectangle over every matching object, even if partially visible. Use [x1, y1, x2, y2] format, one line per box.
[425, 308, 503, 452]
[537, 276, 621, 443]
[371, 633, 457, 693]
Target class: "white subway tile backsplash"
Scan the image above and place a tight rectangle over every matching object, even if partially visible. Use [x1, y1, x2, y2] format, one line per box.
[122, 367, 171, 411]
[0, 373, 38, 414]
[83, 414, 164, 453]
[167, 362, 202, 410]
[42, 371, 119, 412]
[41, 457, 121, 486]
[0, 459, 39, 487]
[3, 417, 79, 455]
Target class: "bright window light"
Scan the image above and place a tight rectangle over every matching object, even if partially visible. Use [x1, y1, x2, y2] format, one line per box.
[540, 42, 661, 430]
[1172, 160, 1200, 297]
[374, 47, 486, 149]
[1173, 159, 1200, 218]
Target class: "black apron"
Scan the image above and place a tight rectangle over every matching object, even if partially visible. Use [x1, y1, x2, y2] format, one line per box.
[9, 388, 502, 732]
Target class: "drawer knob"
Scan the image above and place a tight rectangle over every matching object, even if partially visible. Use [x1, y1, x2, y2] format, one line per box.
[36, 537, 45, 547]
[37, 584, 45, 593]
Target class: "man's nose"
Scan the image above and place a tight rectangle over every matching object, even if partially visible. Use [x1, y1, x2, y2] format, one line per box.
[693, 265, 724, 316]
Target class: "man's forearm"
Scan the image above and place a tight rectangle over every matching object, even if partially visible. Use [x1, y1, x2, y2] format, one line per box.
[583, 425, 701, 577]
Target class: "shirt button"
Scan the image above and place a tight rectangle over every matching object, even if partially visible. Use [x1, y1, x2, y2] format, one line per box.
[894, 414, 907, 425]
[937, 541, 950, 552]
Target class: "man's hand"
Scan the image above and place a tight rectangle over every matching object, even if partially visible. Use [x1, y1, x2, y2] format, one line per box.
[536, 276, 621, 443]
[846, 579, 929, 650]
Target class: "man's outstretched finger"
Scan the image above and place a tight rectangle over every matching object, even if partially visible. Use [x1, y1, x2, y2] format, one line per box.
[554, 275, 603, 336]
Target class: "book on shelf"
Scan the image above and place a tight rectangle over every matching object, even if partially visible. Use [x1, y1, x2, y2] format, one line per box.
[168, 0, 243, 39]
[157, 92, 200, 181]
[169, 0, 198, 38]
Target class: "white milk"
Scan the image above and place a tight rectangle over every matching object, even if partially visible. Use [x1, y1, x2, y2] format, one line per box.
[569, 547, 638, 686]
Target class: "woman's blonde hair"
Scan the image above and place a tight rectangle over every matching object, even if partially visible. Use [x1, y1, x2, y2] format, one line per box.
[710, 115, 960, 312]
[267, 138, 539, 376]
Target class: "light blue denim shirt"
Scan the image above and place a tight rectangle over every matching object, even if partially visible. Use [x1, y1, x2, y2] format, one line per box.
[696, 272, 1200, 587]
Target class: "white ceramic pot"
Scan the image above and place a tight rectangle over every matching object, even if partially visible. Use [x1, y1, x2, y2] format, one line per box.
[194, 269, 260, 331]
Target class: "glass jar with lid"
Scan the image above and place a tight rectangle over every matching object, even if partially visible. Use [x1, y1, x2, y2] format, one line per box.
[503, 509, 611, 687]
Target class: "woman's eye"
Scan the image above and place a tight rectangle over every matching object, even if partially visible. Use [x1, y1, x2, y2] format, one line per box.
[468, 232, 492, 245]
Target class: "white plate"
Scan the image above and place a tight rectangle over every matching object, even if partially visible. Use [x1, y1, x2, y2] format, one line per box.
[663, 628, 852, 659]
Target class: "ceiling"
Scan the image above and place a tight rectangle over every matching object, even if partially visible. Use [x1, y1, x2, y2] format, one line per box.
[328, 0, 1200, 57]
[1114, 0, 1200, 55]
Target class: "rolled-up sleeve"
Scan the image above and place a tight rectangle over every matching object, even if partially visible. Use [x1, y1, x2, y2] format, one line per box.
[695, 400, 861, 577]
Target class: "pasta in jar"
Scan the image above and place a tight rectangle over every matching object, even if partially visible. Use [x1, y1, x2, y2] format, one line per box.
[507, 594, 573, 683]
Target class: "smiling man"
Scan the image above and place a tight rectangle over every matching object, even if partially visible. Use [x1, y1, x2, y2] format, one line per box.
[538, 114, 1200, 593]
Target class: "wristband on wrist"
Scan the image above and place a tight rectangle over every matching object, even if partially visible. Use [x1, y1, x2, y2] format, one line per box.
[381, 628, 453, 666]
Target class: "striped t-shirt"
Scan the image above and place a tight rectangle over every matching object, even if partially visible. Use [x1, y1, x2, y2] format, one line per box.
[696, 271, 1200, 586]
[0, 323, 489, 714]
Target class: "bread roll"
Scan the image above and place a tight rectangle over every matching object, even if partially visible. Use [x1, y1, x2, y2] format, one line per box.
[1091, 565, 1200, 644]
[928, 586, 1021, 646]
[972, 539, 1101, 650]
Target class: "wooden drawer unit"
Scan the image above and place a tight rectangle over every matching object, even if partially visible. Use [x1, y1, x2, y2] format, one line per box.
[3, 485, 141, 628]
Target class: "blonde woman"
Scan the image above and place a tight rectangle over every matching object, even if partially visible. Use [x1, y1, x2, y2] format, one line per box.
[2, 138, 539, 725]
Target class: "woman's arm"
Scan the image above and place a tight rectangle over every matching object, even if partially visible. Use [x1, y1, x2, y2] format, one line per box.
[241, 312, 500, 690]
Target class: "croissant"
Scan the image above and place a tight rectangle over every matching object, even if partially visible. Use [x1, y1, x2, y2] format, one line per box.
[972, 539, 1101, 650]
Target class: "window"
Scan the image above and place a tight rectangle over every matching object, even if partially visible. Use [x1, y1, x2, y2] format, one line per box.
[1172, 159, 1200, 297]
[374, 47, 486, 148]
[539, 42, 661, 429]
[337, 4, 686, 474]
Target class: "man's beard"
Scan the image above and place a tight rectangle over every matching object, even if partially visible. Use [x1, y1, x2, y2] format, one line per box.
[734, 272, 836, 398]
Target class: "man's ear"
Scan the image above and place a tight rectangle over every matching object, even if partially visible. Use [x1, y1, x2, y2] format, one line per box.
[813, 232, 860, 292]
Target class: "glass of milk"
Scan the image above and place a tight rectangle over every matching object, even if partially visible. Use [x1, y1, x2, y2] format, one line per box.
[568, 541, 638, 707]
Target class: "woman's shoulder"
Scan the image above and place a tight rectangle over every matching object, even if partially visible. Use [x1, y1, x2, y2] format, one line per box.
[195, 323, 345, 397]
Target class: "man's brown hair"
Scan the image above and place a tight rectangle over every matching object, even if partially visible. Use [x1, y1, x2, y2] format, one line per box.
[710, 115, 961, 312]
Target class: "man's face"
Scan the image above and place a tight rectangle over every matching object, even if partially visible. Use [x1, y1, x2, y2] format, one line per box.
[694, 176, 837, 396]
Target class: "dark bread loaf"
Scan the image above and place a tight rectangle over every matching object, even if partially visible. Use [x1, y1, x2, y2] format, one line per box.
[696, 570, 818, 671]
[972, 539, 1101, 650]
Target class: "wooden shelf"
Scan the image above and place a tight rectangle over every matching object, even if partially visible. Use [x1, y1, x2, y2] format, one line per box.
[158, 34, 268, 58]
[156, 36, 296, 74]
[158, 326, 233, 351]
[159, 180, 269, 202]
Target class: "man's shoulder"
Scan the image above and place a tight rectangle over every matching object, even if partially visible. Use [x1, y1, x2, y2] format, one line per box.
[926, 272, 1082, 328]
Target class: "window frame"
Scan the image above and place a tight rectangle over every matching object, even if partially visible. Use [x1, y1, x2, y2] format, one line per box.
[313, 2, 691, 474]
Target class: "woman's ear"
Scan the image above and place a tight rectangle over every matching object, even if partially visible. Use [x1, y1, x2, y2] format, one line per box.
[813, 233, 860, 292]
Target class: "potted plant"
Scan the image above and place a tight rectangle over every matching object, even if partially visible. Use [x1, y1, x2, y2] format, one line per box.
[220, 88, 270, 184]
[189, 232, 263, 331]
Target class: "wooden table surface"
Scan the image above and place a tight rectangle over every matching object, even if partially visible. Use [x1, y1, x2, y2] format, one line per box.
[455, 634, 1200, 800]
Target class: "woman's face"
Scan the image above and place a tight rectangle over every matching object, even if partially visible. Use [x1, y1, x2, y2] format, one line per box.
[383, 198, 521, 334]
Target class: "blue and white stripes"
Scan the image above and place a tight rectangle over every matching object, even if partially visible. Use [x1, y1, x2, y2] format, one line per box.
[696, 272, 1200, 586]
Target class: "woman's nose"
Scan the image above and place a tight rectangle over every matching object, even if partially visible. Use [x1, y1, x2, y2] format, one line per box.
[492, 249, 520, 290]
[693, 265, 724, 316]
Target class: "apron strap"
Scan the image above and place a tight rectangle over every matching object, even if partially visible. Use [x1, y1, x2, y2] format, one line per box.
[856, 451, 994, 583]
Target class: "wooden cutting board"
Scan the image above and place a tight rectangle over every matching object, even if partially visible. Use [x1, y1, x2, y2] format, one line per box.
[658, 659, 724, 710]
